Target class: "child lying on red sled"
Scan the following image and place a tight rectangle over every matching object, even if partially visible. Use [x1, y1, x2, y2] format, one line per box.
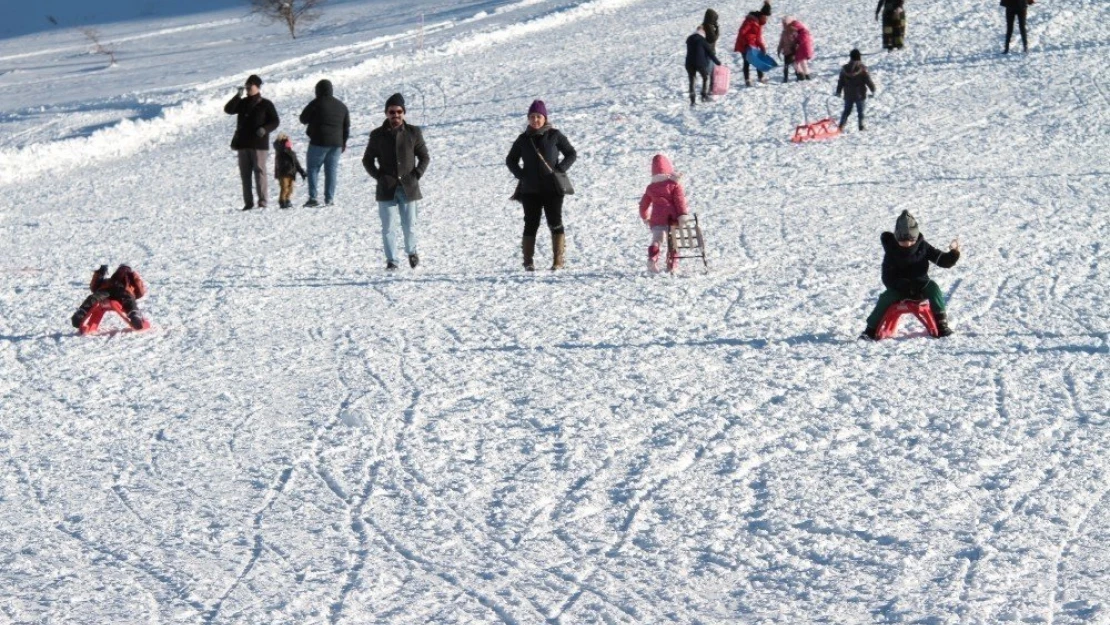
[71, 264, 148, 331]
[861, 210, 961, 340]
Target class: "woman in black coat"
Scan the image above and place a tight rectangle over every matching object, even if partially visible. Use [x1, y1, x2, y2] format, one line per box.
[506, 100, 577, 271]
[1001, 0, 1033, 54]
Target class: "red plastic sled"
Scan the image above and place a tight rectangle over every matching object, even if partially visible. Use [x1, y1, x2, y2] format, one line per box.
[791, 118, 841, 143]
[77, 300, 150, 335]
[875, 300, 939, 340]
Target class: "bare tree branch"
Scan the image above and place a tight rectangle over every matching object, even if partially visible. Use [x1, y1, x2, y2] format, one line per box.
[248, 0, 327, 39]
[79, 27, 117, 66]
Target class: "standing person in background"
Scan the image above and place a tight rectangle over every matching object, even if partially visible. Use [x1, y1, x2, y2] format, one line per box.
[506, 100, 578, 271]
[686, 25, 723, 106]
[777, 16, 798, 83]
[788, 17, 814, 80]
[299, 79, 350, 207]
[734, 2, 772, 86]
[875, 0, 906, 51]
[835, 49, 877, 131]
[1001, 0, 1033, 54]
[224, 74, 280, 210]
[362, 93, 430, 270]
[702, 9, 721, 90]
[272, 133, 307, 209]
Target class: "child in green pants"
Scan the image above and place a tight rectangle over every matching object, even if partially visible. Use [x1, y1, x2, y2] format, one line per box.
[861, 210, 961, 340]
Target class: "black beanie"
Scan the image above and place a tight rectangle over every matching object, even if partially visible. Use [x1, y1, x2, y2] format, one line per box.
[850, 48, 862, 61]
[760, 2, 772, 16]
[246, 74, 263, 87]
[385, 92, 406, 113]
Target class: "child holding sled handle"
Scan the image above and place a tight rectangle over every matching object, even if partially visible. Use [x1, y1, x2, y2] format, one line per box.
[638, 154, 689, 273]
[861, 210, 960, 340]
[71, 264, 148, 330]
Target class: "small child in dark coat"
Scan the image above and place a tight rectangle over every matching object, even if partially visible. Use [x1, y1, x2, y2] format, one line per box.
[861, 210, 961, 339]
[273, 133, 307, 209]
[835, 49, 877, 131]
[71, 264, 147, 330]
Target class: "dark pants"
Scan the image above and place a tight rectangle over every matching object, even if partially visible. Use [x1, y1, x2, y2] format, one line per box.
[840, 99, 866, 129]
[686, 66, 709, 104]
[76, 289, 138, 317]
[237, 149, 269, 207]
[742, 58, 764, 83]
[882, 7, 906, 50]
[866, 282, 946, 328]
[783, 53, 794, 81]
[1005, 8, 1027, 52]
[521, 193, 564, 237]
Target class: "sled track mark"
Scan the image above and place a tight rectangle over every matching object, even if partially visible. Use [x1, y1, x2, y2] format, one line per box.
[328, 463, 378, 625]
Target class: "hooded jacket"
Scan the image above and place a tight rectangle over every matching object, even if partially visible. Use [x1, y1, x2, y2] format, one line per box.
[702, 9, 720, 50]
[362, 120, 430, 201]
[791, 20, 814, 61]
[224, 93, 280, 151]
[299, 80, 350, 148]
[686, 31, 723, 72]
[734, 12, 766, 53]
[273, 138, 307, 179]
[639, 155, 689, 228]
[777, 20, 798, 57]
[836, 61, 877, 101]
[506, 124, 577, 196]
[880, 232, 960, 294]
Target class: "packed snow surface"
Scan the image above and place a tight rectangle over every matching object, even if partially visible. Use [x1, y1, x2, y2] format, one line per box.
[1, 0, 1109, 622]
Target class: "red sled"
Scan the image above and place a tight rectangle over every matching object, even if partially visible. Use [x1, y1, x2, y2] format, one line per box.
[77, 300, 151, 335]
[875, 300, 939, 340]
[710, 64, 730, 96]
[791, 117, 840, 143]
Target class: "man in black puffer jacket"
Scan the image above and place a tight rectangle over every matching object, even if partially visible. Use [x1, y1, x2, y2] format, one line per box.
[299, 79, 350, 207]
[225, 74, 280, 210]
[861, 210, 962, 339]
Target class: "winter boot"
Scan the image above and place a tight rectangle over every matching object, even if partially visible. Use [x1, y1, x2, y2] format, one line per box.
[127, 311, 145, 330]
[550, 231, 566, 270]
[408, 253, 419, 269]
[303, 199, 320, 208]
[666, 246, 679, 273]
[71, 308, 88, 329]
[859, 326, 878, 341]
[647, 244, 661, 273]
[522, 236, 536, 271]
[934, 310, 953, 337]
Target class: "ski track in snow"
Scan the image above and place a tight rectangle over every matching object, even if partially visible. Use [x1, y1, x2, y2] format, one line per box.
[1, 0, 1109, 622]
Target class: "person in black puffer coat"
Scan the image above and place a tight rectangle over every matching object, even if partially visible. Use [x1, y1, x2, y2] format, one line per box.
[686, 25, 723, 106]
[835, 49, 877, 131]
[299, 79, 350, 207]
[702, 9, 721, 89]
[861, 210, 961, 339]
[506, 100, 577, 271]
[224, 74, 280, 210]
[1001, 0, 1033, 54]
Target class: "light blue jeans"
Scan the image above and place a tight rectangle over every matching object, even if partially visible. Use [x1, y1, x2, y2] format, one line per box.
[306, 144, 341, 203]
[378, 187, 418, 263]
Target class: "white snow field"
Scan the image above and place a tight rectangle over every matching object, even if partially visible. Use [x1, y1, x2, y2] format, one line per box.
[2, 0, 1109, 621]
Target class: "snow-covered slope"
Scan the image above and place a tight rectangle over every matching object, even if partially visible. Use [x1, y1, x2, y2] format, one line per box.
[1, 0, 1108, 622]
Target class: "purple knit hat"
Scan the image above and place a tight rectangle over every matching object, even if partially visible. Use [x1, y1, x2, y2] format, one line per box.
[528, 100, 548, 118]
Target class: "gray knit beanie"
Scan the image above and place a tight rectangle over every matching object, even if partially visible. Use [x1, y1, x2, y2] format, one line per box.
[894, 210, 920, 242]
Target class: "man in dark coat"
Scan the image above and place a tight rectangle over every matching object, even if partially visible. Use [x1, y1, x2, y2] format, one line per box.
[686, 26, 723, 106]
[299, 79, 350, 207]
[224, 74, 280, 210]
[835, 49, 877, 131]
[1001, 0, 1033, 54]
[362, 93, 430, 270]
[861, 210, 961, 339]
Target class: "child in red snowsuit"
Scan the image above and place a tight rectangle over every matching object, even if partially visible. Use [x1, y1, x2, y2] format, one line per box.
[71, 265, 147, 330]
[638, 154, 689, 273]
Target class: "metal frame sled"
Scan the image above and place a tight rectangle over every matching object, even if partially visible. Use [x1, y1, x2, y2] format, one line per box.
[792, 117, 840, 143]
[666, 214, 709, 273]
[77, 300, 150, 335]
[875, 300, 939, 340]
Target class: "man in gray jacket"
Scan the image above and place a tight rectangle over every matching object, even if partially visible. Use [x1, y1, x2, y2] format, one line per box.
[362, 93, 430, 270]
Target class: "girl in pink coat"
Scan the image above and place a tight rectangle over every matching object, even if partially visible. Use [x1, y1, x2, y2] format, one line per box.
[638, 154, 689, 273]
[785, 17, 815, 80]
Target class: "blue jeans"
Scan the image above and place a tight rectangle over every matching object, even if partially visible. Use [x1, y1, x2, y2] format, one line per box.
[378, 187, 418, 263]
[840, 99, 866, 129]
[306, 145, 341, 203]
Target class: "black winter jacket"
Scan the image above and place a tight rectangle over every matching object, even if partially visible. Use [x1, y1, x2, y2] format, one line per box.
[836, 61, 877, 101]
[506, 125, 577, 196]
[362, 121, 430, 201]
[299, 80, 350, 148]
[686, 32, 723, 72]
[880, 232, 960, 295]
[273, 139, 307, 179]
[702, 9, 721, 50]
[225, 94, 280, 151]
[1001, 0, 1030, 10]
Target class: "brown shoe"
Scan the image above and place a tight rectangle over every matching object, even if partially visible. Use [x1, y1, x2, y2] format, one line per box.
[550, 231, 565, 270]
[522, 236, 536, 271]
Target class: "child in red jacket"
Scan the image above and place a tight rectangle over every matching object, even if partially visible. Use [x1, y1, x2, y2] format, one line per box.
[638, 154, 689, 273]
[71, 264, 147, 330]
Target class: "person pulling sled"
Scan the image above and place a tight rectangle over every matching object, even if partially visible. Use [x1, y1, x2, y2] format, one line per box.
[860, 211, 961, 340]
[71, 264, 148, 332]
[638, 154, 689, 273]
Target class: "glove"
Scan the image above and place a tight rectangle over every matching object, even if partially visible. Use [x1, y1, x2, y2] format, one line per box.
[255, 127, 266, 137]
[237, 86, 245, 98]
[97, 265, 109, 276]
